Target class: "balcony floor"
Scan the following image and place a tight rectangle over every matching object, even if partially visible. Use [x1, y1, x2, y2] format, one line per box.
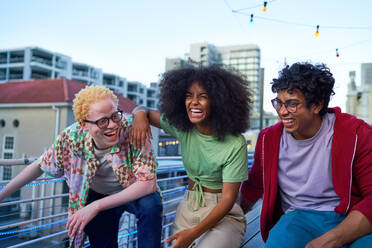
[240, 199, 264, 248]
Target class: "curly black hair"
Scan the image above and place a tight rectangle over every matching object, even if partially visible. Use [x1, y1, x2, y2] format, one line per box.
[271, 62, 335, 116]
[159, 65, 252, 141]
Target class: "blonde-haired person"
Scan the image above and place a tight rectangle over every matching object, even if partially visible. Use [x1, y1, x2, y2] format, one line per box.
[0, 85, 162, 248]
[73, 85, 119, 123]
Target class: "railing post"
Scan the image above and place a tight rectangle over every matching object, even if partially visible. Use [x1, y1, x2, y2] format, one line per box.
[50, 178, 56, 228]
[39, 175, 46, 229]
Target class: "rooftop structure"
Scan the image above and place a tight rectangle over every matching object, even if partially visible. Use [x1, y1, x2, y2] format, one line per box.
[0, 46, 159, 109]
[346, 63, 372, 124]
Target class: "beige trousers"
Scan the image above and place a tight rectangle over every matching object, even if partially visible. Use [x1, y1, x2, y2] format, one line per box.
[173, 190, 246, 248]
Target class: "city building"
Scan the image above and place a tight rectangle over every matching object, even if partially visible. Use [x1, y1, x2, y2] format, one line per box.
[0, 46, 159, 109]
[72, 62, 103, 85]
[0, 47, 72, 82]
[346, 63, 372, 124]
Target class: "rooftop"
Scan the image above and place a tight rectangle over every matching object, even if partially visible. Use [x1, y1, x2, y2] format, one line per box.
[0, 79, 137, 112]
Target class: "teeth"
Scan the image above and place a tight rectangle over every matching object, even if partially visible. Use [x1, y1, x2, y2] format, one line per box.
[191, 109, 202, 113]
[282, 119, 293, 123]
[105, 131, 116, 136]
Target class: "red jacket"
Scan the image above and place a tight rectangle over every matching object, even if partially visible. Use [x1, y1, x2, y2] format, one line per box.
[241, 107, 372, 241]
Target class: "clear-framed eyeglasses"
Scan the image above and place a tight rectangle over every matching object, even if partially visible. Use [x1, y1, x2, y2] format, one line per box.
[271, 98, 303, 113]
[84, 110, 123, 129]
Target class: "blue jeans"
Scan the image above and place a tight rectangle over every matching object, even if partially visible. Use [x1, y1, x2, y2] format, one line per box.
[84, 190, 163, 248]
[265, 209, 372, 248]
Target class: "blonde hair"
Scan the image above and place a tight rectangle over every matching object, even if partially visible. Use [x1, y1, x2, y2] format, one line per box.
[73, 85, 118, 123]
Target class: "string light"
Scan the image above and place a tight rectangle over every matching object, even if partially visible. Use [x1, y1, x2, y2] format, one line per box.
[336, 48, 339, 57]
[232, 0, 277, 12]
[315, 25, 320, 37]
[250, 14, 254, 23]
[233, 11, 372, 32]
[263, 1, 268, 12]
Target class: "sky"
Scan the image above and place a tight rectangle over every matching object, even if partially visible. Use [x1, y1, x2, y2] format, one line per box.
[1, 0, 372, 112]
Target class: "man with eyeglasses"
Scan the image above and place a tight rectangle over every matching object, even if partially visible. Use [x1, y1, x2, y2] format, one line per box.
[0, 86, 162, 248]
[240, 62, 372, 247]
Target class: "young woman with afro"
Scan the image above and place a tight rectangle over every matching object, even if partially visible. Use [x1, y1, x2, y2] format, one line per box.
[131, 65, 252, 248]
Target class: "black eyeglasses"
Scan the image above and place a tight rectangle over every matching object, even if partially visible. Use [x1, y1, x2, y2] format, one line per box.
[271, 99, 303, 113]
[84, 110, 123, 129]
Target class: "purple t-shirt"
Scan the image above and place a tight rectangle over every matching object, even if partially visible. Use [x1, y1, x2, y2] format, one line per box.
[278, 113, 340, 213]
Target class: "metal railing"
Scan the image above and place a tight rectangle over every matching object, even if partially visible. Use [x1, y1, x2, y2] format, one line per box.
[0, 156, 187, 247]
[0, 154, 253, 247]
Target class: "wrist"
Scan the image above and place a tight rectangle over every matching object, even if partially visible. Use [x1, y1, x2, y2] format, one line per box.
[91, 200, 103, 213]
[190, 226, 204, 239]
[132, 105, 148, 115]
[325, 229, 344, 247]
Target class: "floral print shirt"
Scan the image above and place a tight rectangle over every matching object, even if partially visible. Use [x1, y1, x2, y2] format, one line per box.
[38, 113, 156, 247]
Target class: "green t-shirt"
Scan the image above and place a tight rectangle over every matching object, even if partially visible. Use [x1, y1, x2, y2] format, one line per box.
[160, 115, 248, 190]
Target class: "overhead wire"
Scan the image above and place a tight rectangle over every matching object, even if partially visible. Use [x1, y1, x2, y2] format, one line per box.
[232, 11, 372, 30]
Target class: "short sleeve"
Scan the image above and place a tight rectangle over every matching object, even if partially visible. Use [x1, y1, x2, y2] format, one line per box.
[160, 114, 182, 139]
[222, 138, 249, 183]
[38, 132, 66, 178]
[122, 112, 134, 126]
[131, 135, 157, 181]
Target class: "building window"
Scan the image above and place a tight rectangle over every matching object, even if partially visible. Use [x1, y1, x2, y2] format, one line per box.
[147, 100, 155, 108]
[4, 136, 14, 150]
[13, 119, 20, 128]
[3, 152, 13, 159]
[2, 136, 15, 180]
[147, 90, 155, 98]
[158, 139, 180, 156]
[2, 166, 12, 180]
[127, 84, 137, 92]
[4, 137, 14, 150]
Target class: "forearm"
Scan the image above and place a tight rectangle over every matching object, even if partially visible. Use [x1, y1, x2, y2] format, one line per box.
[66, 178, 157, 237]
[190, 183, 240, 239]
[329, 210, 372, 246]
[0, 161, 43, 201]
[191, 196, 236, 238]
[148, 109, 161, 128]
[93, 178, 157, 212]
[308, 210, 372, 247]
[132, 105, 161, 128]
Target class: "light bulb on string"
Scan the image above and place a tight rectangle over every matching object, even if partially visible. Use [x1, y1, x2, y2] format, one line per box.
[250, 14, 254, 23]
[336, 48, 339, 57]
[315, 25, 320, 37]
[263, 1, 268, 12]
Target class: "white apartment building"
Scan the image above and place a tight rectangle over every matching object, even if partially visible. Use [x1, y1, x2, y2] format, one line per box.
[72, 62, 103, 85]
[0, 47, 72, 81]
[0, 46, 158, 109]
